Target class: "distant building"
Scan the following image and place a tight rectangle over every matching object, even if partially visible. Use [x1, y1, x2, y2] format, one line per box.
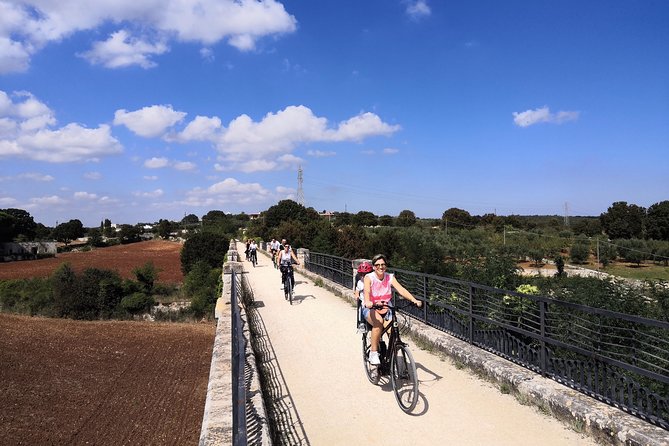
[0, 242, 57, 261]
[320, 210, 335, 222]
[249, 213, 261, 220]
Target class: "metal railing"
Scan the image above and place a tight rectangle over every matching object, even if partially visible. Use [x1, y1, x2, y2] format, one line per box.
[305, 252, 669, 429]
[230, 270, 247, 446]
[307, 251, 354, 289]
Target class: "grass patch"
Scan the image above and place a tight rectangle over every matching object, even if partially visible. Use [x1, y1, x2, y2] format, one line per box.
[499, 383, 511, 394]
[313, 277, 324, 287]
[571, 419, 585, 433]
[600, 263, 669, 281]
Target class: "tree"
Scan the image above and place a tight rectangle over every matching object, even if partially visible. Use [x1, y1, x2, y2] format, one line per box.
[52, 219, 85, 245]
[353, 211, 377, 227]
[396, 210, 416, 227]
[646, 200, 669, 241]
[157, 219, 174, 239]
[102, 218, 114, 237]
[333, 212, 352, 227]
[181, 232, 230, 274]
[600, 201, 645, 239]
[0, 211, 16, 242]
[181, 214, 200, 226]
[87, 228, 105, 247]
[133, 262, 159, 294]
[378, 215, 394, 226]
[0, 208, 37, 241]
[442, 208, 473, 229]
[264, 200, 319, 228]
[569, 236, 590, 264]
[118, 224, 141, 244]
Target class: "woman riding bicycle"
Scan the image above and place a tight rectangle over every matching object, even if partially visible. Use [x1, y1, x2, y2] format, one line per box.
[277, 242, 300, 289]
[363, 254, 422, 365]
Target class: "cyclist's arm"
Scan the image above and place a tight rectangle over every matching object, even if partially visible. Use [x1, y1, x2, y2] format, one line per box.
[290, 251, 300, 265]
[391, 276, 422, 307]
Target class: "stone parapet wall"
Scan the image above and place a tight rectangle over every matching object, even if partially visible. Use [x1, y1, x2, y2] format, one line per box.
[199, 240, 271, 446]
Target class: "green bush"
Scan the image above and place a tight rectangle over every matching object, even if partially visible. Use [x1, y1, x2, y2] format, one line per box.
[121, 292, 155, 314]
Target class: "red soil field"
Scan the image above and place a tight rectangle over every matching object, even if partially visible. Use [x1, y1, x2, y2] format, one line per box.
[0, 313, 215, 445]
[0, 239, 184, 284]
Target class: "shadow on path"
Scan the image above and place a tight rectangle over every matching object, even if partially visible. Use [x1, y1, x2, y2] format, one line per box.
[245, 296, 311, 446]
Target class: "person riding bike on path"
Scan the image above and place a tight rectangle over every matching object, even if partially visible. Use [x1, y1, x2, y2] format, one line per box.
[277, 242, 300, 290]
[269, 238, 279, 260]
[363, 254, 422, 365]
[248, 239, 258, 263]
[245, 239, 251, 261]
[354, 261, 373, 331]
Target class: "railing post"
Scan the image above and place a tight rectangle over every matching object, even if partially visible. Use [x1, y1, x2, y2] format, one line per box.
[422, 275, 428, 321]
[468, 284, 474, 344]
[540, 300, 547, 377]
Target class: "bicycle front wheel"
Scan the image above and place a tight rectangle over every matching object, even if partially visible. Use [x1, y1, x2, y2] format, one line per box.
[362, 331, 379, 384]
[287, 279, 293, 305]
[390, 344, 419, 412]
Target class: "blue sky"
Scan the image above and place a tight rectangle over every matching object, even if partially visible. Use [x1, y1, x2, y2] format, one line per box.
[1, 0, 667, 227]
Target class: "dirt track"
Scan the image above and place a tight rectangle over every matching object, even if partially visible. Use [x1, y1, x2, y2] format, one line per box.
[0, 314, 215, 446]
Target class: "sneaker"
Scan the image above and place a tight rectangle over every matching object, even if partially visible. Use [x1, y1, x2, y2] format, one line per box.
[368, 351, 380, 365]
[280, 284, 284, 290]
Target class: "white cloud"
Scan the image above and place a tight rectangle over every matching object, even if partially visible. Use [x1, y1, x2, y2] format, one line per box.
[209, 105, 400, 172]
[79, 30, 169, 69]
[0, 0, 297, 73]
[144, 156, 196, 171]
[144, 157, 170, 168]
[0, 90, 122, 162]
[174, 115, 222, 142]
[0, 196, 17, 206]
[144, 175, 158, 180]
[184, 177, 271, 206]
[84, 171, 102, 180]
[30, 195, 67, 205]
[133, 189, 164, 198]
[307, 150, 336, 157]
[74, 191, 98, 200]
[405, 1, 431, 20]
[0, 172, 54, 182]
[173, 161, 196, 171]
[383, 148, 399, 154]
[114, 105, 186, 137]
[513, 106, 580, 127]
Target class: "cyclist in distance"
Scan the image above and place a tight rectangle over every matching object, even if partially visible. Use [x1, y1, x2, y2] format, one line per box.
[270, 238, 278, 259]
[277, 241, 300, 289]
[248, 239, 258, 264]
[363, 254, 422, 365]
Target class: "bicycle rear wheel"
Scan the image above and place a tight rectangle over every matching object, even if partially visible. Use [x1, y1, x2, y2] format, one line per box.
[390, 344, 418, 413]
[362, 330, 379, 384]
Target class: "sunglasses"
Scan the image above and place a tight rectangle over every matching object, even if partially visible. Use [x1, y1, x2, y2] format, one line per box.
[373, 263, 386, 268]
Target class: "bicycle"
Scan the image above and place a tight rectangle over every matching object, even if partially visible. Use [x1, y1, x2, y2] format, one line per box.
[360, 301, 419, 413]
[280, 262, 295, 304]
[271, 249, 278, 269]
[249, 249, 257, 267]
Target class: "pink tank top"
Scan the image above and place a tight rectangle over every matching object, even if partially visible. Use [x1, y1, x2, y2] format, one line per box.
[368, 272, 393, 303]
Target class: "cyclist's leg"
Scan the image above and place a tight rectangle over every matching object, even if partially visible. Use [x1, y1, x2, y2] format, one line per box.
[366, 310, 385, 353]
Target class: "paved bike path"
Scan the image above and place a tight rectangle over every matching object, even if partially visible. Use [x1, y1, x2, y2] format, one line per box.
[239, 242, 595, 446]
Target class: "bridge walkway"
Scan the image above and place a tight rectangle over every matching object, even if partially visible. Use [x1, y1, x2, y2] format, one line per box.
[238, 242, 596, 446]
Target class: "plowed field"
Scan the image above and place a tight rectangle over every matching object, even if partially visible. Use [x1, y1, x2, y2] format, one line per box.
[0, 313, 215, 445]
[0, 240, 184, 284]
